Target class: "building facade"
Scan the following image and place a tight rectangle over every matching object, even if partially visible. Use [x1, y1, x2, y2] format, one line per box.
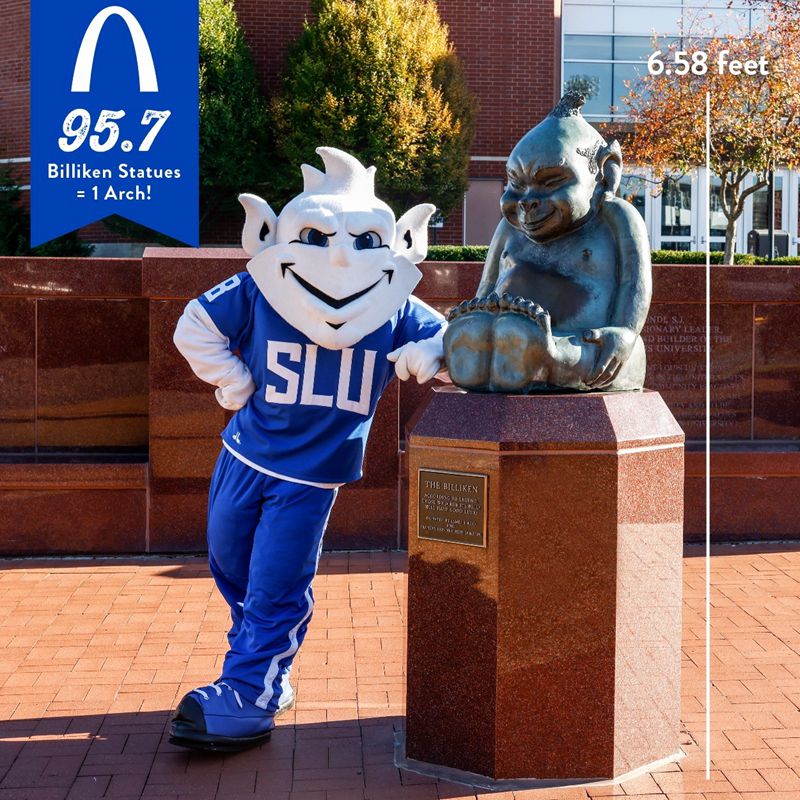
[1, 0, 797, 253]
[561, 0, 797, 255]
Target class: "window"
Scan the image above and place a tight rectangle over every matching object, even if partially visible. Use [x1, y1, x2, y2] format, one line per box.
[563, 35, 655, 120]
[752, 177, 783, 231]
[709, 175, 731, 238]
[661, 175, 692, 238]
[563, 62, 613, 117]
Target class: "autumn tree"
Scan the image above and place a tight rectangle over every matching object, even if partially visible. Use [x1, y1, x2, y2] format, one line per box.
[613, 11, 800, 263]
[268, 0, 477, 217]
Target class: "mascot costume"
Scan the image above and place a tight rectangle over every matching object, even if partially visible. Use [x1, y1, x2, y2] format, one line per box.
[170, 147, 446, 752]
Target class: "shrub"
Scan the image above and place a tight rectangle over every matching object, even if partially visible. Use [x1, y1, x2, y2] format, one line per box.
[199, 0, 270, 216]
[427, 245, 488, 262]
[269, 0, 477, 216]
[103, 0, 270, 244]
[424, 246, 800, 265]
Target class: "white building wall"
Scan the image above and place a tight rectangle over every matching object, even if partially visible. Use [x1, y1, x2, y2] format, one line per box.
[562, 0, 798, 255]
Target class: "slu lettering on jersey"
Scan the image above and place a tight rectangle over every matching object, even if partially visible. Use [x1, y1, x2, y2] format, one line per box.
[194, 272, 442, 487]
[265, 342, 376, 416]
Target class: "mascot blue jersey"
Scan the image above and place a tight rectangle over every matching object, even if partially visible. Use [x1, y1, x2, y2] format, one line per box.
[198, 272, 444, 486]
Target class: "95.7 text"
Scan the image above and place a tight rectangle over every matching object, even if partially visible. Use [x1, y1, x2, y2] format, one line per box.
[648, 50, 769, 77]
[58, 109, 171, 154]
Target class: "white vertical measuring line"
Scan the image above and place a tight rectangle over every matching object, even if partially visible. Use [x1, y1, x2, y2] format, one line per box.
[705, 89, 712, 781]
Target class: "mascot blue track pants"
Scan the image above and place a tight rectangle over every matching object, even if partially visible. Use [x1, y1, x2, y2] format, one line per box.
[207, 447, 337, 714]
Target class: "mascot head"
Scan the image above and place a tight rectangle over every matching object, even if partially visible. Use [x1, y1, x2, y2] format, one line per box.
[239, 147, 435, 349]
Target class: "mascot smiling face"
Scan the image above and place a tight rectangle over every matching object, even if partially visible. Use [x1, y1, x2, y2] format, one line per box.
[240, 148, 435, 350]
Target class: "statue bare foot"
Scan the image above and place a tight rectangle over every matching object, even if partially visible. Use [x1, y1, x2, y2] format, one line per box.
[444, 293, 555, 392]
[442, 298, 494, 391]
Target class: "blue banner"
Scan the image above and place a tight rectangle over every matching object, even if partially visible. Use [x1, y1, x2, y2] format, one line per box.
[31, 1, 199, 247]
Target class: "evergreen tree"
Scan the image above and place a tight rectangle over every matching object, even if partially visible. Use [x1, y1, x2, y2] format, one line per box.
[199, 0, 270, 220]
[269, 0, 477, 216]
[105, 0, 270, 243]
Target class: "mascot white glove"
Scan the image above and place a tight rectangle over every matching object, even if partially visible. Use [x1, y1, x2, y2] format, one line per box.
[387, 331, 445, 384]
[214, 374, 257, 411]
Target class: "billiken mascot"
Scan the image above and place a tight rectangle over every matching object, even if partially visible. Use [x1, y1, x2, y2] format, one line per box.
[170, 148, 446, 752]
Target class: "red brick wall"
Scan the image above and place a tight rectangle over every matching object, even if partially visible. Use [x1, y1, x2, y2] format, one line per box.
[0, 0, 31, 198]
[230, 0, 561, 244]
[232, 0, 310, 97]
[0, 0, 29, 159]
[437, 0, 560, 156]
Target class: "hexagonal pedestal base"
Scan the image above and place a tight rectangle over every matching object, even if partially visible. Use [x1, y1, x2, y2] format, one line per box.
[405, 388, 685, 781]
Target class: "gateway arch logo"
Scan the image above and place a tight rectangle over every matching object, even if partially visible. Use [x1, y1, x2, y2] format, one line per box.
[71, 5, 159, 93]
[31, 0, 198, 247]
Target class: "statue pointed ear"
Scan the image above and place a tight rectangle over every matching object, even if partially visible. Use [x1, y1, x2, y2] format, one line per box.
[239, 193, 278, 256]
[597, 140, 623, 195]
[395, 203, 436, 264]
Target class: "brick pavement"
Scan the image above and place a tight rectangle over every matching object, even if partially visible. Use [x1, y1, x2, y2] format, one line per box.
[1, 545, 800, 799]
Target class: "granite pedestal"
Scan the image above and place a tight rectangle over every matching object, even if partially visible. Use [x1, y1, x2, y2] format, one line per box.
[404, 388, 685, 783]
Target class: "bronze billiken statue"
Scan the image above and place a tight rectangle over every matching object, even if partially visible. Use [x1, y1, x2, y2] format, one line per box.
[444, 92, 652, 392]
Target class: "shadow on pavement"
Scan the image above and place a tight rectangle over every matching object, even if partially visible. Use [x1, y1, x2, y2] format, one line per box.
[0, 711, 408, 799]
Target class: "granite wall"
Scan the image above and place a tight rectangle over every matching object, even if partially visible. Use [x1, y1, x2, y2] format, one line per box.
[0, 251, 798, 553]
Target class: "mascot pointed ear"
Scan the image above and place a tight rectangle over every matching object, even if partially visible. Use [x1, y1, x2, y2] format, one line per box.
[395, 203, 436, 264]
[239, 194, 278, 256]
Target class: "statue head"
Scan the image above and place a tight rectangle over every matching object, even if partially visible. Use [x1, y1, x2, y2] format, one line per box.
[239, 147, 435, 349]
[501, 92, 622, 243]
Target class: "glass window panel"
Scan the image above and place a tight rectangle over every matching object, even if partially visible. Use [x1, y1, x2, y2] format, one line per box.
[661, 175, 692, 237]
[699, 9, 750, 37]
[659, 241, 693, 251]
[709, 175, 730, 237]
[564, 35, 613, 60]
[752, 177, 783, 230]
[563, 5, 613, 33]
[684, 0, 744, 5]
[750, 9, 769, 30]
[563, 63, 613, 116]
[615, 7, 682, 35]
[613, 36, 655, 61]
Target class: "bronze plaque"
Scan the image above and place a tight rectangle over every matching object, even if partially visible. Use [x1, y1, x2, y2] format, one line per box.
[417, 469, 488, 547]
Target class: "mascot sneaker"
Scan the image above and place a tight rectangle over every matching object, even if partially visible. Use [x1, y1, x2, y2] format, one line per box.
[169, 681, 275, 753]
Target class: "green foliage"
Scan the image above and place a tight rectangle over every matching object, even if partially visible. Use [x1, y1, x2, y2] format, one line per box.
[101, 215, 184, 247]
[0, 169, 93, 257]
[31, 234, 95, 257]
[766, 255, 800, 265]
[0, 171, 29, 256]
[102, 0, 270, 243]
[199, 0, 270, 203]
[644, 250, 795, 265]
[269, 0, 477, 215]
[427, 245, 488, 261]
[651, 250, 730, 264]
[426, 246, 800, 264]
